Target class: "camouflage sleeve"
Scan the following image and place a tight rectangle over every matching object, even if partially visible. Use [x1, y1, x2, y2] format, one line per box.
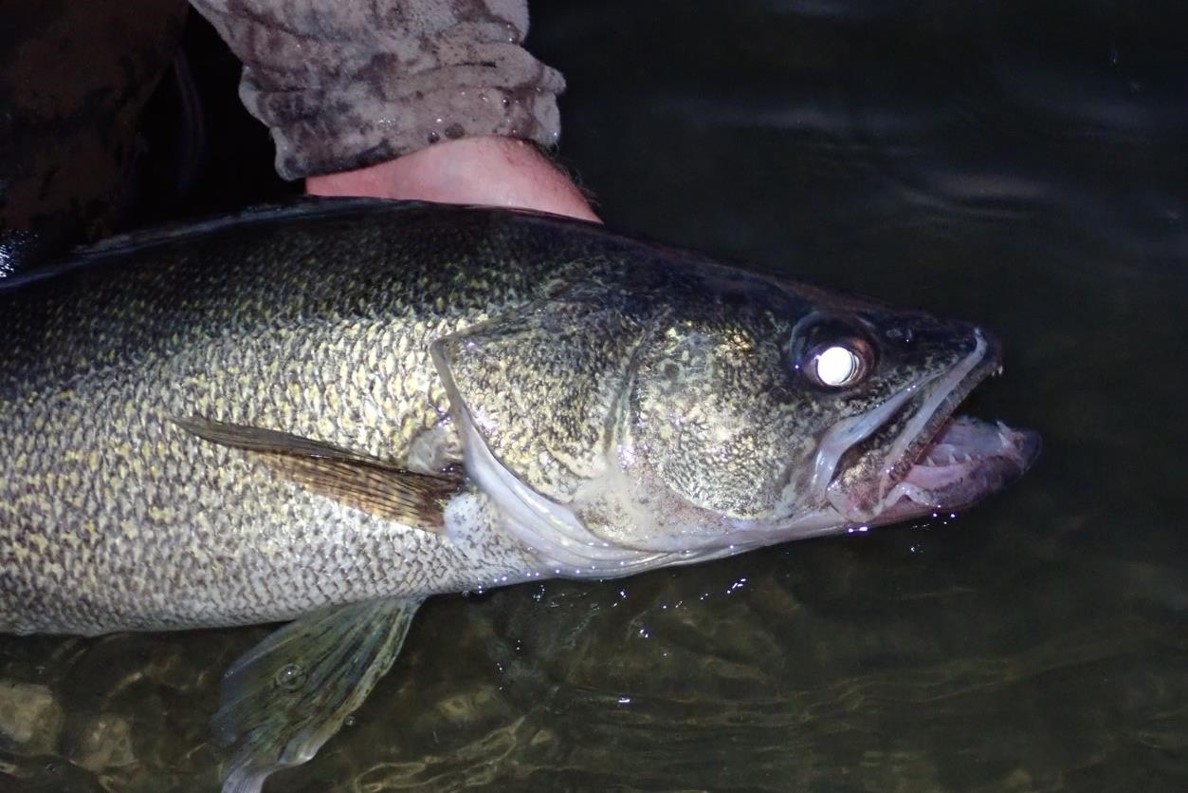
[188, 0, 565, 180]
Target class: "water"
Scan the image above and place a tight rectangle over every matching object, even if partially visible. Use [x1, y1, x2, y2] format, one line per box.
[1, 1, 1185, 791]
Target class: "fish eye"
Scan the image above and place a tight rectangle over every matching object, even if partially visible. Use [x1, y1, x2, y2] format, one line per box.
[811, 343, 866, 387]
[789, 317, 877, 390]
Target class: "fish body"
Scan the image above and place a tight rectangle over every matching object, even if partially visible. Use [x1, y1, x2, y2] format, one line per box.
[0, 200, 1038, 790]
[3, 202, 565, 633]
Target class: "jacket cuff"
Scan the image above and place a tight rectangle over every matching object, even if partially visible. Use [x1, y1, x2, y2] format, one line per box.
[191, 1, 564, 180]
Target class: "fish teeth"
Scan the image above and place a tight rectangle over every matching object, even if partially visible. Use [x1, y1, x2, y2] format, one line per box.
[923, 446, 963, 467]
[996, 420, 1012, 445]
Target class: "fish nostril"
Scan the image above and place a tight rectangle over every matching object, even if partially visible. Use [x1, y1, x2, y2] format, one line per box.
[883, 325, 915, 345]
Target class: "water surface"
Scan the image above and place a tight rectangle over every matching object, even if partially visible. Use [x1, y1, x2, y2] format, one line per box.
[1, 1, 1184, 791]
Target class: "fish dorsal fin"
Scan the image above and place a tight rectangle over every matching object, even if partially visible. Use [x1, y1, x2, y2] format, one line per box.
[173, 416, 461, 532]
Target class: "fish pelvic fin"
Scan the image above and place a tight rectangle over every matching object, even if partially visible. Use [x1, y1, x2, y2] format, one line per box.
[173, 416, 461, 532]
[213, 597, 425, 793]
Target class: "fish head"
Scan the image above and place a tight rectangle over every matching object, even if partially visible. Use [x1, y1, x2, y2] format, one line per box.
[622, 280, 1040, 551]
[434, 260, 1039, 577]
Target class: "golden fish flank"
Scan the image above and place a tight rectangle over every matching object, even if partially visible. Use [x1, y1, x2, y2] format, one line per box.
[0, 200, 1038, 793]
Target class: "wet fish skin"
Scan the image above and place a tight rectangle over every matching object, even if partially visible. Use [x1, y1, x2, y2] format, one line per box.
[0, 200, 1028, 637]
[0, 199, 1039, 791]
[0, 202, 586, 633]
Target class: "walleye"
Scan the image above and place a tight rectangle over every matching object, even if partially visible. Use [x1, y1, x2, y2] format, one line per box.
[0, 200, 1038, 792]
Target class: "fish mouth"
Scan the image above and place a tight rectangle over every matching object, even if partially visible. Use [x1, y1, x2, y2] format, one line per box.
[822, 329, 1041, 525]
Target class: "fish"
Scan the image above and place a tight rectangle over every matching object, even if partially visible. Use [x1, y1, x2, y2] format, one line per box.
[0, 199, 1039, 792]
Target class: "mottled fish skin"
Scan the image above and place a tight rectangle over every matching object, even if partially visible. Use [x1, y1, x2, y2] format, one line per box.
[0, 199, 1043, 793]
[0, 202, 577, 633]
[1, 200, 1033, 639]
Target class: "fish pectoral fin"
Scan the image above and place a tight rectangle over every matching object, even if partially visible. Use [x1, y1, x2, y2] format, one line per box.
[212, 597, 424, 793]
[173, 416, 461, 532]
[269, 455, 462, 533]
[172, 415, 377, 460]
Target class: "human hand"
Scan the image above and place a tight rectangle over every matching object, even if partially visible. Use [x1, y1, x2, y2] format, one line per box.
[306, 136, 599, 223]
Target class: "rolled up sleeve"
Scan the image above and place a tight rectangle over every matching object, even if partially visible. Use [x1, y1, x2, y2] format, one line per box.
[189, 0, 565, 179]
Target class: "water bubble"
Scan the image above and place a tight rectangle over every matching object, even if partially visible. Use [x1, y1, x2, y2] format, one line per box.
[275, 663, 307, 691]
[725, 577, 748, 595]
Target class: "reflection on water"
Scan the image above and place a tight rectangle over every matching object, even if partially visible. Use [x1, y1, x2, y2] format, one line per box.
[2, 1, 1185, 791]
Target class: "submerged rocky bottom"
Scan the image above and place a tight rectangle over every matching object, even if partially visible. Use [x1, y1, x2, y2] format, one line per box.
[1, 525, 1183, 793]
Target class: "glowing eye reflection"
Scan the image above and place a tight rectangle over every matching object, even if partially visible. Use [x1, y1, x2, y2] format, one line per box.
[813, 345, 863, 387]
[789, 315, 876, 389]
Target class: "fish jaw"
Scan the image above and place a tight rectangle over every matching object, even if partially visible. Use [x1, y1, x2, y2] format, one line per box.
[438, 310, 1040, 574]
[821, 328, 1041, 525]
[859, 417, 1042, 524]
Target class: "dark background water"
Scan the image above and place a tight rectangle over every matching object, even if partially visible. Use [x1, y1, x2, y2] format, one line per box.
[1, 1, 1185, 791]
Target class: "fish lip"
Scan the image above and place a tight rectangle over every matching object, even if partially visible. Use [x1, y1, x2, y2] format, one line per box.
[822, 328, 1038, 523]
[877, 329, 1001, 499]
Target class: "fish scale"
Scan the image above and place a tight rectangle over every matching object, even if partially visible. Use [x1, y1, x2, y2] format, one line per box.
[1, 204, 576, 633]
[0, 199, 1037, 792]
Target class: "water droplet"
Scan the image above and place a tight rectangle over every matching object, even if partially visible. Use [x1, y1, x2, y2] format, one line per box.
[275, 663, 307, 691]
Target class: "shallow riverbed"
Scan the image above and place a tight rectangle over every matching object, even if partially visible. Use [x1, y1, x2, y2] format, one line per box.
[1, 1, 1185, 791]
